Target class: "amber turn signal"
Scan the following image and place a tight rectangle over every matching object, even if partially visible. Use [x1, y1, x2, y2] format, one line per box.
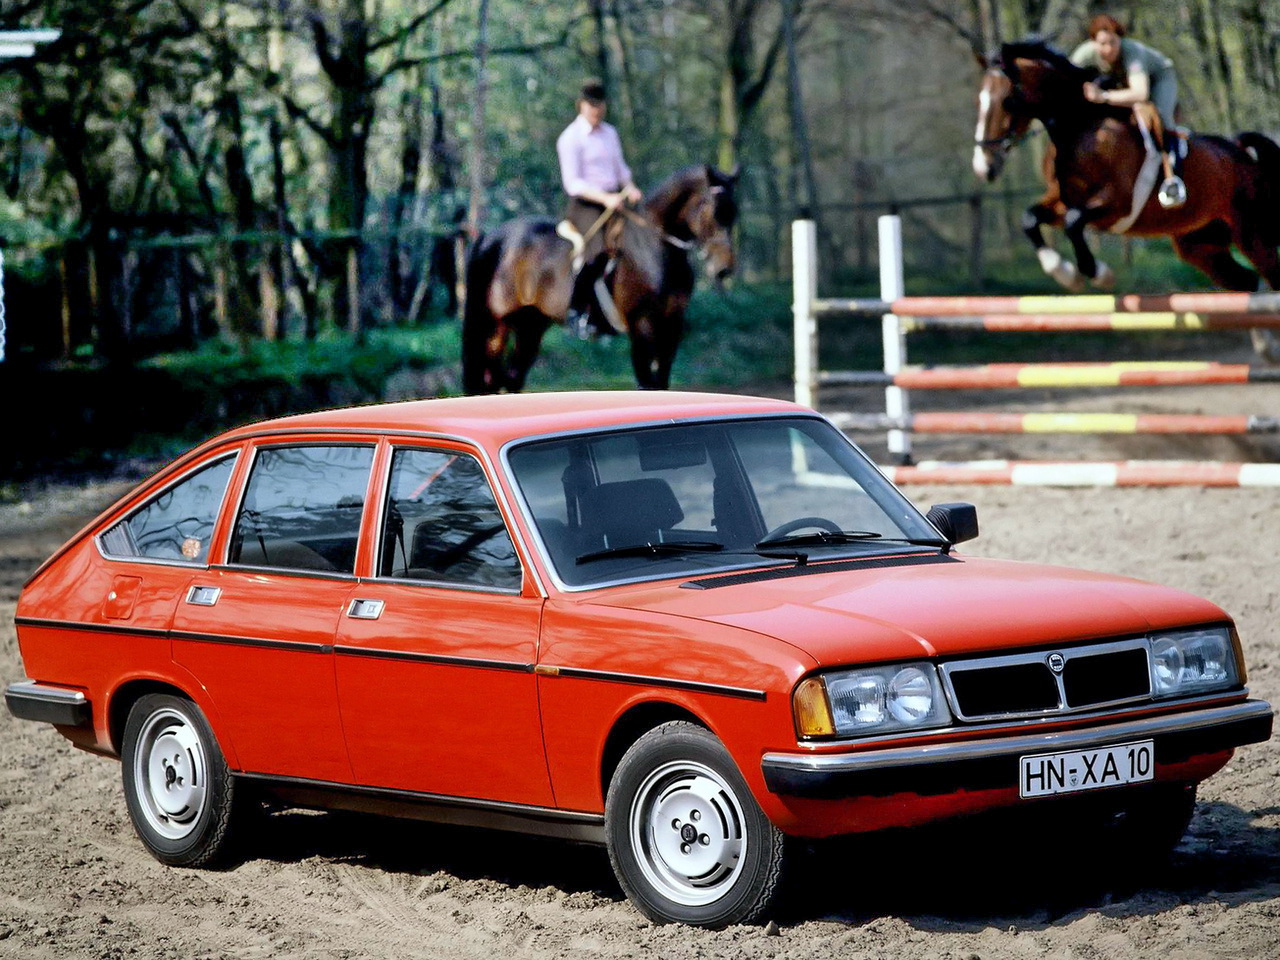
[794, 676, 835, 738]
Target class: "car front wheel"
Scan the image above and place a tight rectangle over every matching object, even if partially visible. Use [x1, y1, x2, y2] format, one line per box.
[605, 721, 787, 928]
[121, 693, 241, 867]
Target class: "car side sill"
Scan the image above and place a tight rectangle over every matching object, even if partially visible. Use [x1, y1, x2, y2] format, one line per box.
[5, 681, 92, 727]
[762, 698, 1274, 799]
[237, 772, 607, 844]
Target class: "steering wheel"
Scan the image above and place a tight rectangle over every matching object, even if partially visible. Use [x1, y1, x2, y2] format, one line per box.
[761, 516, 841, 541]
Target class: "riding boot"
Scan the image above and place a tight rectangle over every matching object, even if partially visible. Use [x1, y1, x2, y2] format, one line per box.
[1157, 130, 1187, 209]
[567, 254, 604, 340]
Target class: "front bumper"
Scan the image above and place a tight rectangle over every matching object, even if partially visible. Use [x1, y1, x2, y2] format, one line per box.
[762, 699, 1273, 799]
[5, 681, 92, 727]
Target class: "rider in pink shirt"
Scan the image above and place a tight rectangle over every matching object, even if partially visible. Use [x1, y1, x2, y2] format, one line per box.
[556, 81, 642, 335]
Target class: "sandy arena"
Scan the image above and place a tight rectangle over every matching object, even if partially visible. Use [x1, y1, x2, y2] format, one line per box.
[3, 407, 1279, 959]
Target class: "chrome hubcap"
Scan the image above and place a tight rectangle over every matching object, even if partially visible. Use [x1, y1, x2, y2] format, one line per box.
[134, 708, 207, 840]
[630, 760, 747, 906]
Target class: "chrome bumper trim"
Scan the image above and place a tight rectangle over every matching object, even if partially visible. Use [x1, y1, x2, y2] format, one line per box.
[4, 680, 92, 727]
[762, 699, 1273, 797]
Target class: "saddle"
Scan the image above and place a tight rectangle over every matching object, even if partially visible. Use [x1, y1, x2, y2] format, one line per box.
[554, 217, 628, 336]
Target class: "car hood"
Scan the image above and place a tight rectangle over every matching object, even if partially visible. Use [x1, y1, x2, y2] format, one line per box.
[583, 554, 1229, 666]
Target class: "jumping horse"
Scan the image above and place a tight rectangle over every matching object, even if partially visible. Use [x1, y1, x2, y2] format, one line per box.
[462, 165, 739, 393]
[974, 40, 1280, 359]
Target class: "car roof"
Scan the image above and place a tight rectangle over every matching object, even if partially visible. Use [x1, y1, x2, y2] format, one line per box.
[217, 391, 805, 449]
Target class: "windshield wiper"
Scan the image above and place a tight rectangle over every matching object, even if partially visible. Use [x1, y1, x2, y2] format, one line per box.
[576, 541, 726, 565]
[753, 530, 949, 552]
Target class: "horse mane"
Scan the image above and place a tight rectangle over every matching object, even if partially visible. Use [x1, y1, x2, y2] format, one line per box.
[999, 38, 1092, 82]
[642, 165, 708, 233]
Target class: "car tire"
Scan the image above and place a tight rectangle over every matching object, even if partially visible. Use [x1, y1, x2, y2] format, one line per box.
[121, 693, 242, 867]
[605, 721, 787, 928]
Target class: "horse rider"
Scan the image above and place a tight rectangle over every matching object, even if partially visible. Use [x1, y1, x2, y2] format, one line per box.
[555, 80, 643, 337]
[1070, 14, 1186, 209]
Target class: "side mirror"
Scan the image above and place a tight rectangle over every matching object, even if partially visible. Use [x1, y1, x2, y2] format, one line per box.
[926, 502, 979, 545]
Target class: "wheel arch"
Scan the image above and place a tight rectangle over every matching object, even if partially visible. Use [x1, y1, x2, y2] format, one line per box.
[599, 700, 709, 803]
[106, 677, 239, 770]
[108, 679, 193, 754]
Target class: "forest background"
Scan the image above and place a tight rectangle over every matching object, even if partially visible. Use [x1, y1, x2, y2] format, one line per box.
[1, 0, 1278, 476]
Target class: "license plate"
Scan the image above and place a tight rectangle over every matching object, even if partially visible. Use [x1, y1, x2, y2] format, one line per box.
[1019, 739, 1154, 798]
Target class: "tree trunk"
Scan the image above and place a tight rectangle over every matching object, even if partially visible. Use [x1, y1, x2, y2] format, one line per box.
[718, 67, 739, 172]
[390, 79, 425, 321]
[467, 0, 490, 237]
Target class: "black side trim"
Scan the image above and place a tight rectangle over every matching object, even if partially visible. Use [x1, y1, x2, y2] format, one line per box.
[334, 645, 533, 673]
[13, 616, 170, 640]
[551, 666, 767, 702]
[763, 710, 1273, 799]
[171, 630, 333, 655]
[237, 772, 605, 844]
[681, 552, 960, 589]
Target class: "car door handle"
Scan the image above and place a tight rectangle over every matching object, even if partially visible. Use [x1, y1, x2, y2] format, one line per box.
[347, 598, 385, 620]
[186, 585, 222, 606]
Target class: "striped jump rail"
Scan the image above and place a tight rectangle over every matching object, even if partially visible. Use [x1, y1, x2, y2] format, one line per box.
[791, 218, 1280, 485]
[831, 412, 1280, 435]
[819, 362, 1280, 390]
[894, 312, 1280, 333]
[814, 291, 1280, 317]
[880, 460, 1280, 487]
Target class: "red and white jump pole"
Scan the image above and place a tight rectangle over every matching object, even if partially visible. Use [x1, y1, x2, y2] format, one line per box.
[791, 216, 1280, 486]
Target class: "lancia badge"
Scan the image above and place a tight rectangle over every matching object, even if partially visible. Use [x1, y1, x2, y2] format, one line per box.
[1047, 653, 1066, 674]
[181, 537, 202, 559]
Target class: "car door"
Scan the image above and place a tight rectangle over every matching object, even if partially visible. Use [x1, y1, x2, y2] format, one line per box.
[171, 442, 376, 784]
[334, 443, 553, 807]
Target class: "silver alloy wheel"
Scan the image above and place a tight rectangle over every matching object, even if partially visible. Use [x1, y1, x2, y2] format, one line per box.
[132, 706, 208, 841]
[628, 759, 748, 907]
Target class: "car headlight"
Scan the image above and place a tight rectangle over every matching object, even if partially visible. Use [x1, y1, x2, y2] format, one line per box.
[793, 663, 952, 739]
[1149, 626, 1240, 697]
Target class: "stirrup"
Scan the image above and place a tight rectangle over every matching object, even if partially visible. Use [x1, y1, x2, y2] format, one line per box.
[1157, 175, 1187, 209]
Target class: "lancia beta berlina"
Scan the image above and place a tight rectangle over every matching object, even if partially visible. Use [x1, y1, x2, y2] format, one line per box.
[6, 392, 1272, 927]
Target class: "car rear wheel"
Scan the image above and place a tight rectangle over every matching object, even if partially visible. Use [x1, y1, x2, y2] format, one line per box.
[121, 693, 241, 867]
[605, 721, 787, 928]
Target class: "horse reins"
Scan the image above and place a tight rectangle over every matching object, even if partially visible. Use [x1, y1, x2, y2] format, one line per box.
[975, 128, 1041, 150]
[578, 203, 696, 251]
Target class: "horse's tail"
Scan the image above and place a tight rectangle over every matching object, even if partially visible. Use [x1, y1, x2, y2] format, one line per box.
[1237, 132, 1280, 246]
[461, 231, 501, 395]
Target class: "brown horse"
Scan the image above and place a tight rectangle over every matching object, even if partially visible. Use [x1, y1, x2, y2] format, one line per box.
[462, 165, 739, 393]
[974, 40, 1280, 358]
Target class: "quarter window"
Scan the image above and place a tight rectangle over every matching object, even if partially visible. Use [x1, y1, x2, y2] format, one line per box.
[228, 445, 374, 574]
[379, 449, 521, 590]
[100, 455, 236, 564]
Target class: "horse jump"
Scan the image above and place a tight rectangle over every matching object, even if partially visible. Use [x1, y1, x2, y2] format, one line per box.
[793, 216, 1280, 487]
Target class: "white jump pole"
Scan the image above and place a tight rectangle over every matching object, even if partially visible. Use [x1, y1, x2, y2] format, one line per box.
[792, 219, 818, 409]
[878, 215, 912, 463]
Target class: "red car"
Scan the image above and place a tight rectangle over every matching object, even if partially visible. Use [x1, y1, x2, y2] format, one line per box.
[6, 392, 1272, 928]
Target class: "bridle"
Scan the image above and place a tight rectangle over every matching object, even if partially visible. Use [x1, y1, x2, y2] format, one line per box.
[616, 205, 695, 250]
[975, 127, 1040, 151]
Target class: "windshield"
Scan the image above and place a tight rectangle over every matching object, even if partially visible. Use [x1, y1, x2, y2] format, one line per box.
[505, 416, 939, 589]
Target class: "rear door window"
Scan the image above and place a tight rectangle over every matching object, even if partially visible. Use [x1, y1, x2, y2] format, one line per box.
[228, 445, 375, 574]
[100, 454, 237, 564]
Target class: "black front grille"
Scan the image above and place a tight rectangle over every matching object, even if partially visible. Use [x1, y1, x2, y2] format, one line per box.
[1062, 647, 1150, 706]
[949, 662, 1060, 717]
[945, 642, 1153, 721]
